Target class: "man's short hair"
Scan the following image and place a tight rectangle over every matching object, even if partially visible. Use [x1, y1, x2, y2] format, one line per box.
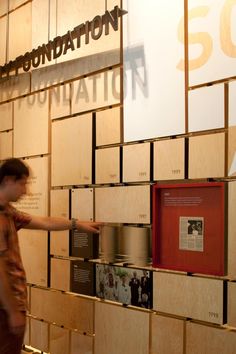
[0, 158, 29, 184]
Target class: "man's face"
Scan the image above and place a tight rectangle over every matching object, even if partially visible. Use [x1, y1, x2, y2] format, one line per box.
[6, 176, 28, 202]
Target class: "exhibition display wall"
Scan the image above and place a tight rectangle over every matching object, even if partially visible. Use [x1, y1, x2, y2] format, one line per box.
[0, 1, 236, 354]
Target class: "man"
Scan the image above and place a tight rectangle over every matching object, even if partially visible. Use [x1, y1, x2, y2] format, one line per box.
[0, 158, 101, 354]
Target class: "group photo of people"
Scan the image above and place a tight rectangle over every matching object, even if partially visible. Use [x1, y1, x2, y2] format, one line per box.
[96, 264, 152, 308]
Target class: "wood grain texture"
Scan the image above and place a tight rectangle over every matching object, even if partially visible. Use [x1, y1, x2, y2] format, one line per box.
[30, 318, 49, 353]
[227, 282, 236, 327]
[189, 133, 225, 179]
[51, 114, 92, 186]
[0, 102, 13, 131]
[50, 258, 71, 292]
[228, 126, 236, 176]
[95, 147, 120, 184]
[94, 301, 149, 354]
[23, 317, 30, 346]
[151, 314, 185, 354]
[228, 181, 236, 278]
[153, 272, 224, 324]
[0, 16, 7, 66]
[153, 138, 185, 180]
[0, 1, 7, 16]
[95, 185, 150, 224]
[186, 321, 236, 354]
[0, 131, 13, 160]
[71, 188, 94, 221]
[70, 331, 93, 354]
[50, 84, 71, 119]
[49, 325, 70, 354]
[96, 107, 121, 146]
[30, 287, 94, 332]
[123, 142, 150, 182]
[14, 91, 49, 157]
[0, 73, 30, 103]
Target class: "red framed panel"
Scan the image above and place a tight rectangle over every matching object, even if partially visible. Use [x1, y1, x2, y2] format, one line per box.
[152, 182, 226, 275]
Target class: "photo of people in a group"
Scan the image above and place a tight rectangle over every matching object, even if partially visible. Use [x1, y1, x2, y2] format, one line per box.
[96, 264, 152, 308]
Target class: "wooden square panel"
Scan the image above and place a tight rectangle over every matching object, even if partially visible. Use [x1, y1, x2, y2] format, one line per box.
[95, 147, 120, 184]
[188, 85, 224, 132]
[18, 229, 48, 287]
[153, 272, 225, 324]
[51, 114, 92, 186]
[14, 91, 49, 157]
[30, 318, 49, 353]
[95, 185, 150, 224]
[151, 314, 185, 354]
[32, 0, 49, 54]
[123, 142, 150, 182]
[228, 126, 236, 176]
[0, 131, 13, 160]
[9, 0, 27, 10]
[0, 73, 30, 103]
[23, 316, 30, 346]
[94, 301, 149, 354]
[50, 84, 71, 119]
[71, 188, 94, 221]
[229, 81, 236, 127]
[189, 133, 225, 179]
[228, 181, 236, 278]
[96, 107, 121, 146]
[186, 322, 236, 354]
[50, 189, 70, 256]
[70, 331, 93, 354]
[71, 68, 121, 115]
[30, 287, 94, 332]
[8, 2, 32, 61]
[49, 325, 69, 354]
[0, 16, 7, 66]
[0, 1, 7, 16]
[153, 138, 185, 180]
[50, 257, 71, 292]
[0, 102, 13, 131]
[228, 281, 236, 327]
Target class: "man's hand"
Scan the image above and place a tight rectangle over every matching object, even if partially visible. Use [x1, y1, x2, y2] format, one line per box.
[76, 221, 103, 234]
[8, 310, 26, 336]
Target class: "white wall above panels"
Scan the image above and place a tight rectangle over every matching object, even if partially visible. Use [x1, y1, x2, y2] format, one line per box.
[188, 84, 224, 132]
[0, 16, 7, 66]
[188, 0, 236, 86]
[13, 91, 49, 158]
[123, 0, 185, 142]
[8, 2, 32, 62]
[229, 81, 236, 126]
[0, 102, 13, 131]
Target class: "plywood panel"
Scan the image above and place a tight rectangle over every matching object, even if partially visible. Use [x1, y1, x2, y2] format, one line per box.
[49, 0, 57, 41]
[71, 332, 93, 354]
[14, 91, 49, 157]
[32, 0, 49, 52]
[31, 50, 120, 91]
[228, 126, 236, 176]
[71, 68, 120, 114]
[50, 258, 71, 292]
[94, 301, 149, 354]
[0, 72, 30, 103]
[8, 2, 32, 61]
[9, 0, 28, 10]
[186, 322, 236, 354]
[123, 0, 185, 141]
[153, 272, 224, 324]
[30, 318, 49, 353]
[0, 131, 13, 160]
[18, 229, 48, 286]
[228, 181, 236, 278]
[189, 133, 225, 179]
[50, 189, 70, 256]
[188, 0, 236, 86]
[0, 1, 8, 16]
[153, 138, 185, 180]
[51, 114, 92, 186]
[95, 185, 150, 224]
[23, 316, 30, 346]
[229, 81, 236, 127]
[0, 16, 7, 66]
[50, 84, 71, 119]
[151, 314, 185, 354]
[56, 0, 120, 64]
[0, 102, 13, 131]
[188, 85, 224, 132]
[14, 156, 49, 216]
[49, 325, 69, 354]
[123, 143, 150, 182]
[96, 107, 121, 146]
[71, 188, 94, 221]
[95, 147, 120, 184]
[228, 282, 236, 327]
[31, 287, 94, 332]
